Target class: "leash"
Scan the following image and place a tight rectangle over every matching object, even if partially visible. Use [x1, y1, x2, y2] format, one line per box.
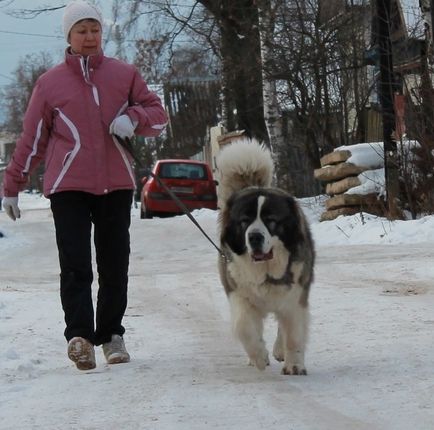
[115, 135, 226, 259]
[149, 171, 225, 258]
[114, 135, 143, 167]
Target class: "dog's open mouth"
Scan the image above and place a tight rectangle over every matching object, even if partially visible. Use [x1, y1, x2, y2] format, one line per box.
[251, 249, 273, 262]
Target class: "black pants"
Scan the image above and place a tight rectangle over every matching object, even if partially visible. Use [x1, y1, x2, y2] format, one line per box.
[50, 190, 133, 346]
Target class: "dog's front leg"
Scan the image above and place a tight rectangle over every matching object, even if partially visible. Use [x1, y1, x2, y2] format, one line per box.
[277, 308, 309, 375]
[272, 326, 284, 362]
[229, 294, 269, 370]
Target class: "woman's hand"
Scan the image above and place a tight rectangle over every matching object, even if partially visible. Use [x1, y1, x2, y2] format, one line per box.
[109, 114, 136, 139]
[2, 196, 21, 221]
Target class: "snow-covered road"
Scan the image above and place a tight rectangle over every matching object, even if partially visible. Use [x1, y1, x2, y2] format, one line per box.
[1, 205, 433, 430]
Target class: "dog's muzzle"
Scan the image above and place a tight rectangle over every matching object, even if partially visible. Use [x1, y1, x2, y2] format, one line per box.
[248, 232, 273, 262]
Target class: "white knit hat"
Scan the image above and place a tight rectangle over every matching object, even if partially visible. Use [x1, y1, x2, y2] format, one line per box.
[63, 1, 103, 41]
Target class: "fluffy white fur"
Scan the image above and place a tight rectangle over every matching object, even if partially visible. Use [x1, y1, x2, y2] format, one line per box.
[216, 138, 274, 210]
[244, 195, 273, 257]
[226, 242, 309, 374]
[228, 279, 309, 372]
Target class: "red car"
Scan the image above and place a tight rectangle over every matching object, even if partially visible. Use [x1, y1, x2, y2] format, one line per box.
[140, 159, 218, 218]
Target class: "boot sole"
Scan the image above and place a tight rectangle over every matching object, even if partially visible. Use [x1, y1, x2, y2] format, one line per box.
[106, 353, 130, 365]
[68, 338, 96, 370]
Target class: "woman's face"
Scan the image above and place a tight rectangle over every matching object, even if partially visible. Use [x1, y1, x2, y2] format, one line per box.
[69, 19, 102, 56]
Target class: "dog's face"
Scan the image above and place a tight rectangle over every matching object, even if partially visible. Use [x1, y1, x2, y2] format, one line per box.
[221, 188, 302, 262]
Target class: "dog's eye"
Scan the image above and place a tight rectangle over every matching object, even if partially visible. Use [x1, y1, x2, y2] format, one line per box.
[240, 216, 251, 229]
[263, 217, 278, 231]
[268, 221, 277, 230]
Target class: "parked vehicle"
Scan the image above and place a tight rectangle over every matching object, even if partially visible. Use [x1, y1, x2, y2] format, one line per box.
[140, 159, 218, 218]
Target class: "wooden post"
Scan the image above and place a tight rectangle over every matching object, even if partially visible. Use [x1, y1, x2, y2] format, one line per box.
[376, 0, 401, 218]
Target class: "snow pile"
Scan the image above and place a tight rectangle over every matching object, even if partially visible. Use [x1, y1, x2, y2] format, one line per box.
[336, 141, 384, 169]
[347, 168, 385, 196]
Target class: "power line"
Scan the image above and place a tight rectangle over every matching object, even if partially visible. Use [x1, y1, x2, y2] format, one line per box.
[0, 28, 192, 44]
[0, 29, 62, 39]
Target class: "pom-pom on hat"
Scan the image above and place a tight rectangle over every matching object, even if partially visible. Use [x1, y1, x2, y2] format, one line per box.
[63, 0, 103, 41]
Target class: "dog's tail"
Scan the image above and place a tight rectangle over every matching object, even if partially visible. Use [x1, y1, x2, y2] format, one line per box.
[216, 138, 274, 209]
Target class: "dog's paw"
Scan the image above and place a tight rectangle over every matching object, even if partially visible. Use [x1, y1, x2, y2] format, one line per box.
[272, 346, 284, 362]
[248, 351, 270, 370]
[281, 364, 307, 376]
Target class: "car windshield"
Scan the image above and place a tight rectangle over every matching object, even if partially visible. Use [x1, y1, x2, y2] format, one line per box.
[158, 162, 208, 180]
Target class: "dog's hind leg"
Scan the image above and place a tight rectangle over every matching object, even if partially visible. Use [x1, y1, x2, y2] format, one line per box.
[276, 306, 309, 375]
[229, 294, 269, 370]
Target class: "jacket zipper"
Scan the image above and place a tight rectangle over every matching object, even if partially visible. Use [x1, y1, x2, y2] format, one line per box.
[80, 56, 100, 106]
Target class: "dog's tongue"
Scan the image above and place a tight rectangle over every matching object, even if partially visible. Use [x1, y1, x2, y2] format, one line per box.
[252, 250, 273, 262]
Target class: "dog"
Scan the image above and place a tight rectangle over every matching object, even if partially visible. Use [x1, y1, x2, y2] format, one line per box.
[216, 138, 315, 375]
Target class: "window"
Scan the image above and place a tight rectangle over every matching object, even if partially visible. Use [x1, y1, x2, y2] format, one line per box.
[159, 163, 207, 180]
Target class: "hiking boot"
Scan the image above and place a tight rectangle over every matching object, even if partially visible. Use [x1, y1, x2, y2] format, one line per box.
[102, 334, 130, 364]
[67, 337, 96, 370]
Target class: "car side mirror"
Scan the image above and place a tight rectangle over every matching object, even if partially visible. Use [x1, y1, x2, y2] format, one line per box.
[141, 176, 148, 184]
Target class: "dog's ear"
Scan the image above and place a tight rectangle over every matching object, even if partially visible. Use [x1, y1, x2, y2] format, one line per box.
[279, 196, 305, 252]
[223, 223, 247, 255]
[220, 197, 247, 255]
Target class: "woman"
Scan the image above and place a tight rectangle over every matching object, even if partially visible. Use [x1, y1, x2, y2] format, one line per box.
[1, 0, 167, 370]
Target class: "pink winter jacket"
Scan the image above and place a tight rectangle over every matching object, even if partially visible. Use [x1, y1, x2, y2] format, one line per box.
[3, 49, 167, 197]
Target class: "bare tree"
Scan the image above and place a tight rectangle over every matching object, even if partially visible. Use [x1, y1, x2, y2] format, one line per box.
[196, 0, 269, 144]
[134, 36, 170, 83]
[0, 2, 64, 18]
[257, 0, 284, 154]
[0, 51, 53, 191]
[264, 1, 371, 159]
[121, 1, 268, 143]
[1, 52, 53, 134]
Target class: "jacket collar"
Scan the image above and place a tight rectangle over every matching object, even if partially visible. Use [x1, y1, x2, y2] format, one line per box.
[65, 48, 104, 75]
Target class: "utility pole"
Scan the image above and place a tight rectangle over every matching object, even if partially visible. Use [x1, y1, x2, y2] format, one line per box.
[376, 0, 401, 218]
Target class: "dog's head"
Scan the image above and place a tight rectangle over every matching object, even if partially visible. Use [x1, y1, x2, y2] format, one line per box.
[220, 188, 303, 263]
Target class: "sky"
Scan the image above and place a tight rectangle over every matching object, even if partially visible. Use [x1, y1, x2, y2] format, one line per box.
[0, 1, 66, 87]
[1, 191, 434, 430]
[0, 0, 124, 124]
[0, 0, 123, 89]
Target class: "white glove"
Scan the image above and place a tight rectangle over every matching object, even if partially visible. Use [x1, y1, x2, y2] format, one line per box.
[109, 114, 137, 139]
[2, 196, 21, 221]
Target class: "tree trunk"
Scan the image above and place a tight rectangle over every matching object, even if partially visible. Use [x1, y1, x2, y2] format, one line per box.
[198, 0, 268, 142]
[258, 0, 282, 150]
[376, 0, 401, 218]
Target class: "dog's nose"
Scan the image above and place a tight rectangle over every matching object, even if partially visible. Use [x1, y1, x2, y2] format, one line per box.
[248, 232, 264, 249]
